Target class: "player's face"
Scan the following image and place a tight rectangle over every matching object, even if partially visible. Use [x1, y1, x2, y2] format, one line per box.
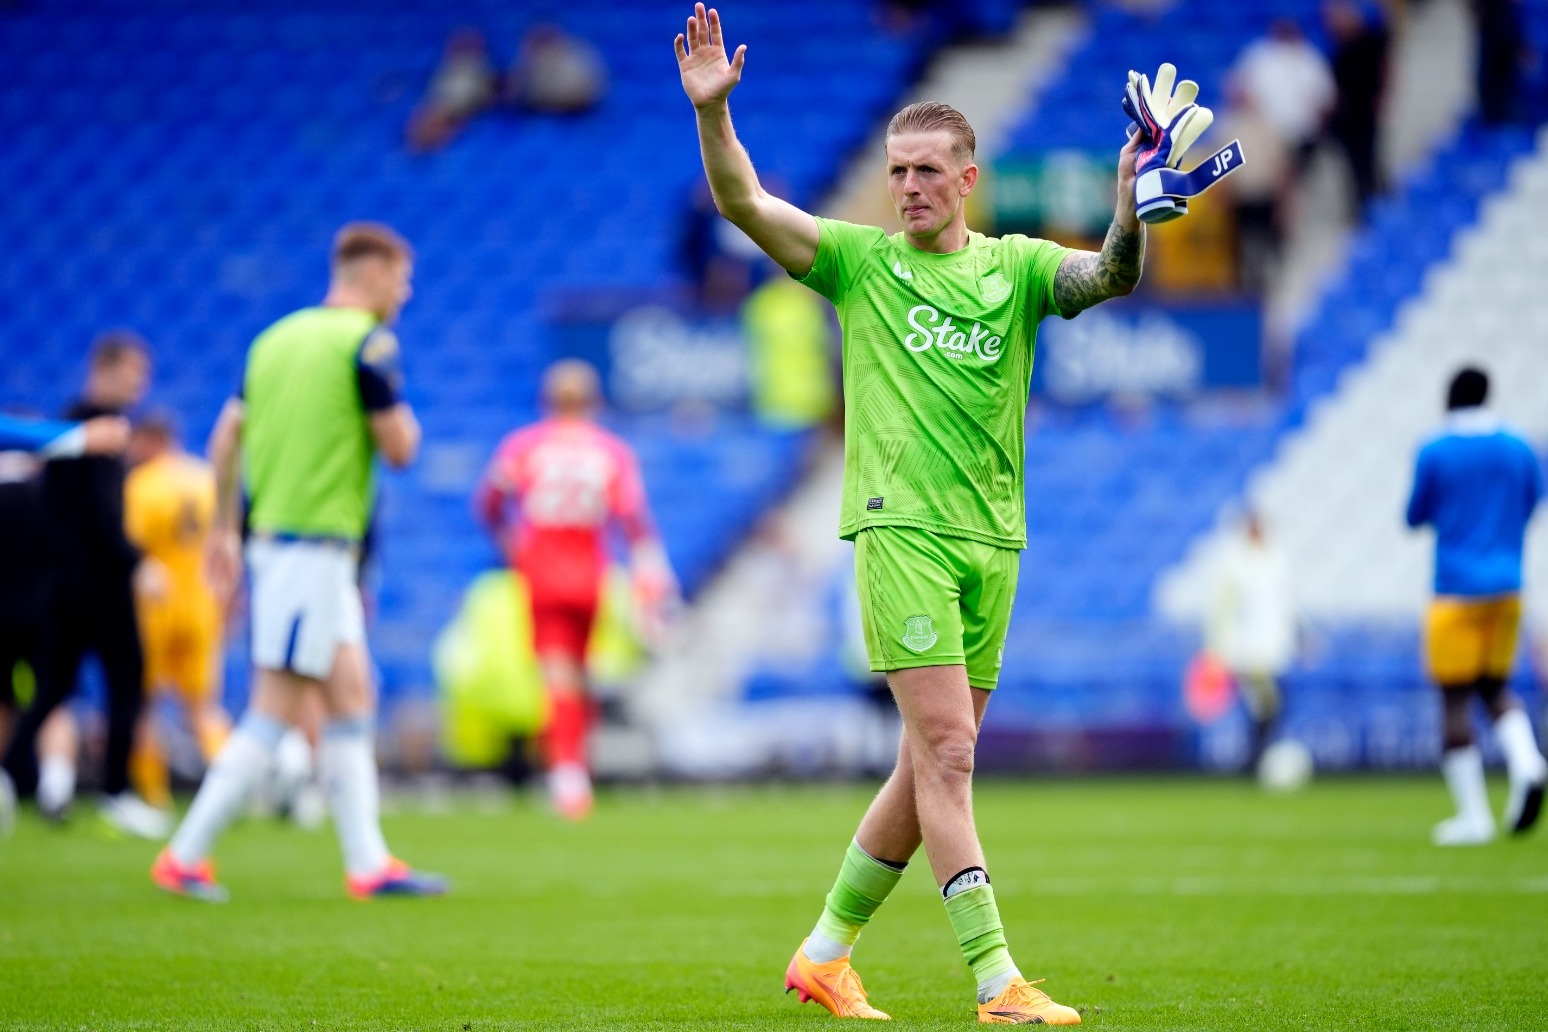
[127, 429, 167, 466]
[363, 256, 413, 322]
[886, 131, 978, 241]
[101, 353, 151, 409]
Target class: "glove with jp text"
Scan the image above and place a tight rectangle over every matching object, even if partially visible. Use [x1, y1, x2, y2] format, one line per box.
[1122, 62, 1245, 223]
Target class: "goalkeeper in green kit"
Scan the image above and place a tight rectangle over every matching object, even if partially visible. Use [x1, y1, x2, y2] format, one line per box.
[676, 4, 1234, 1024]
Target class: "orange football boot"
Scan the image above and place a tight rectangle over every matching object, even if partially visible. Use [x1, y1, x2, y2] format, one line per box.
[784, 940, 891, 1019]
[151, 847, 229, 903]
[977, 977, 1081, 1025]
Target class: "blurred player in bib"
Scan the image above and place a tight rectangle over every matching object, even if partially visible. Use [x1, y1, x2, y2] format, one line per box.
[477, 360, 675, 820]
[153, 223, 445, 902]
[124, 413, 230, 810]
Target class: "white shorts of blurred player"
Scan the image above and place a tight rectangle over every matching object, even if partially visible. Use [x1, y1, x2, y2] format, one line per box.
[247, 537, 364, 681]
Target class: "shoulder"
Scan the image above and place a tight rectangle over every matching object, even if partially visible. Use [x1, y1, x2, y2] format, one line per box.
[597, 426, 638, 462]
[127, 459, 178, 502]
[1497, 429, 1543, 464]
[988, 232, 1069, 259]
[178, 454, 215, 482]
[358, 325, 399, 363]
[499, 424, 542, 454]
[1497, 425, 1536, 448]
[125, 461, 154, 492]
[256, 306, 319, 339]
[816, 217, 888, 253]
[817, 216, 886, 240]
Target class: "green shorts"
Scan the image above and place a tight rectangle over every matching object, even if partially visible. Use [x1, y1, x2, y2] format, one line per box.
[854, 526, 1020, 690]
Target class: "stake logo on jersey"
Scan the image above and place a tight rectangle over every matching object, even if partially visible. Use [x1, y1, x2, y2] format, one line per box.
[901, 614, 938, 653]
[797, 216, 1072, 549]
[902, 305, 1004, 363]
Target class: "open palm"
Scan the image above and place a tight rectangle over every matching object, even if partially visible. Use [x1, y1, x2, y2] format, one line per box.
[675, 3, 746, 109]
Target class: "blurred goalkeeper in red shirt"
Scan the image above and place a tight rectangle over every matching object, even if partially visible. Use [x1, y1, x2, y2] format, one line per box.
[476, 359, 675, 818]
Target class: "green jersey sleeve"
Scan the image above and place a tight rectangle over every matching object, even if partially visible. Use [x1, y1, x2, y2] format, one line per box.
[1007, 234, 1073, 322]
[797, 217, 888, 304]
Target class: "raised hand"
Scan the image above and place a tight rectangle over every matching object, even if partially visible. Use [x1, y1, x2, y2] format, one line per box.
[1116, 133, 1141, 205]
[675, 3, 746, 110]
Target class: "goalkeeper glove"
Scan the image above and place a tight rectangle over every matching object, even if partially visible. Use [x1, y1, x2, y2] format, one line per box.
[1122, 62, 1245, 224]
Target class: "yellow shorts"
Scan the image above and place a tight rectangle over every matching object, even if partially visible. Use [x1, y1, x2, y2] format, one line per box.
[1425, 595, 1521, 688]
[139, 597, 222, 702]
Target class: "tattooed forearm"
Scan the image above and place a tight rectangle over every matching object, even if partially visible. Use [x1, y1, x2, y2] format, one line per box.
[1052, 220, 1145, 316]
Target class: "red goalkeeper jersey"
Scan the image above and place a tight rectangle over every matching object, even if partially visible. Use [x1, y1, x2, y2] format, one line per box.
[476, 417, 656, 606]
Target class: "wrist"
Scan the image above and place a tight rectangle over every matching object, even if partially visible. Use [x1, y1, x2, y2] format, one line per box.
[1114, 198, 1141, 233]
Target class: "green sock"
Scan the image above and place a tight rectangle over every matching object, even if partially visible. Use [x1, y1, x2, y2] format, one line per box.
[943, 882, 1020, 1001]
[805, 840, 907, 962]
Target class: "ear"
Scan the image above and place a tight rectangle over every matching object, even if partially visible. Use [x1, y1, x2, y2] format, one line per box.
[960, 162, 979, 196]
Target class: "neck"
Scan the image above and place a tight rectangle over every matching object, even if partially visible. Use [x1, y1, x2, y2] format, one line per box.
[903, 218, 970, 255]
[324, 284, 374, 315]
[83, 384, 118, 410]
[1446, 407, 1497, 434]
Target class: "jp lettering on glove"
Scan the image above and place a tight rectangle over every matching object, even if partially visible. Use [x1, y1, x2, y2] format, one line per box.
[1122, 62, 1245, 224]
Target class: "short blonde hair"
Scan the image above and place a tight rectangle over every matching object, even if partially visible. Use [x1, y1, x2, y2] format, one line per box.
[885, 102, 976, 166]
[332, 222, 413, 268]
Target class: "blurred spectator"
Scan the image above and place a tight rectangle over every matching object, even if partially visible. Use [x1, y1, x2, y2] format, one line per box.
[1106, 0, 1180, 12]
[505, 24, 608, 116]
[680, 179, 770, 312]
[1324, 0, 1391, 210]
[740, 265, 838, 429]
[406, 28, 496, 153]
[874, 0, 1019, 38]
[0, 333, 169, 838]
[1232, 18, 1336, 167]
[1474, 0, 1525, 124]
[1205, 510, 1296, 774]
[1213, 81, 1293, 292]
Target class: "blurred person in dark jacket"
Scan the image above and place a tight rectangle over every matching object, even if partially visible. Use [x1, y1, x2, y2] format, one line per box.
[1324, 0, 1391, 210]
[1474, 0, 1525, 124]
[0, 333, 169, 838]
[0, 447, 53, 744]
[0, 410, 129, 833]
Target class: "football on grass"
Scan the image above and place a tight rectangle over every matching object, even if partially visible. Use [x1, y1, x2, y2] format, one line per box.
[1258, 739, 1314, 792]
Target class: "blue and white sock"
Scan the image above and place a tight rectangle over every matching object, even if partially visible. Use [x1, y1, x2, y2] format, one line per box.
[320, 716, 391, 879]
[169, 712, 286, 866]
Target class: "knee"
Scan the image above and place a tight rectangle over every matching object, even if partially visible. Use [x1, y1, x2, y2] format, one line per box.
[915, 727, 977, 783]
[1442, 692, 1475, 751]
[1475, 677, 1514, 720]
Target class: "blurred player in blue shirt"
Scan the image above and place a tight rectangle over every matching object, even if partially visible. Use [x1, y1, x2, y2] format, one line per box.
[1406, 367, 1546, 845]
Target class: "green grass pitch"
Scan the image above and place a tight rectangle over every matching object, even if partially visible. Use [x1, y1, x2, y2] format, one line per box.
[2, 776, 1544, 1030]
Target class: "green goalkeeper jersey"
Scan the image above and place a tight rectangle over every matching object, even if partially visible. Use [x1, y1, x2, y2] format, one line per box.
[798, 217, 1071, 549]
